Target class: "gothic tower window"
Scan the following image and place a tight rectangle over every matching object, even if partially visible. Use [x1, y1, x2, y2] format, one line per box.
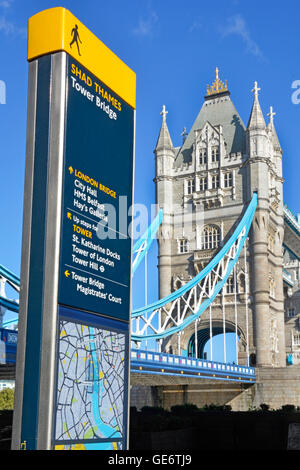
[211, 174, 220, 189]
[238, 273, 246, 293]
[187, 179, 195, 195]
[226, 276, 235, 293]
[200, 225, 221, 250]
[288, 308, 296, 318]
[211, 146, 220, 163]
[199, 148, 207, 164]
[178, 238, 189, 254]
[293, 333, 300, 346]
[199, 177, 208, 191]
[224, 172, 233, 188]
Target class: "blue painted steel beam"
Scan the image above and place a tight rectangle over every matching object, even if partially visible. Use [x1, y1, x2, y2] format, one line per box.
[132, 209, 163, 274]
[2, 317, 19, 327]
[131, 368, 255, 383]
[0, 264, 20, 287]
[0, 297, 19, 313]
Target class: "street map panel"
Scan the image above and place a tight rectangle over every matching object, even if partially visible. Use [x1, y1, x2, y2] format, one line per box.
[54, 319, 126, 450]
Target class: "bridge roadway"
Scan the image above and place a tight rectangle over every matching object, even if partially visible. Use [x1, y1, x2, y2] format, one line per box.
[130, 349, 255, 384]
[0, 328, 255, 384]
[130, 350, 255, 411]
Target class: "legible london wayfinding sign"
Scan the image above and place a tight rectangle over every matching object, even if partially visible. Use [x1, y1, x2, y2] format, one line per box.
[59, 58, 134, 321]
[12, 8, 135, 451]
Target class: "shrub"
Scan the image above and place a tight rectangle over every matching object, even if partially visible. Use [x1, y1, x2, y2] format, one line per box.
[201, 404, 232, 412]
[248, 405, 260, 412]
[259, 403, 270, 412]
[281, 404, 296, 413]
[140, 406, 167, 415]
[170, 404, 199, 416]
[0, 388, 14, 410]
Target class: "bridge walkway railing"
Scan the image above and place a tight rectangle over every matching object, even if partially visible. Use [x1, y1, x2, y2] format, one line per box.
[131, 349, 256, 383]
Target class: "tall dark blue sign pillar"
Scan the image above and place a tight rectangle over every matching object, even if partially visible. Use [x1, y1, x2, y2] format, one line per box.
[12, 7, 136, 450]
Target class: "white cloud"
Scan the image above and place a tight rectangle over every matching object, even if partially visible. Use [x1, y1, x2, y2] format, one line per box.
[132, 11, 158, 37]
[0, 15, 25, 36]
[220, 14, 264, 60]
[188, 18, 202, 33]
[0, 0, 13, 8]
[0, 0, 25, 37]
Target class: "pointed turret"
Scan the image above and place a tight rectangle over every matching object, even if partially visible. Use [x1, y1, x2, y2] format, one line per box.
[246, 81, 268, 161]
[155, 105, 174, 152]
[154, 105, 174, 303]
[247, 81, 266, 130]
[267, 106, 282, 152]
[267, 106, 283, 185]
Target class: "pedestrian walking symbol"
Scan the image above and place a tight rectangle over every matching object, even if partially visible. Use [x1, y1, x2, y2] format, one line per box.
[70, 24, 82, 56]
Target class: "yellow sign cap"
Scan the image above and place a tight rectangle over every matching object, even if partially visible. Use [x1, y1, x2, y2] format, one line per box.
[28, 7, 136, 109]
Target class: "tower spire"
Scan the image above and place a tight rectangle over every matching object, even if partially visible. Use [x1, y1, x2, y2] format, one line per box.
[160, 104, 168, 123]
[155, 105, 174, 151]
[267, 106, 281, 151]
[252, 81, 261, 101]
[247, 81, 266, 130]
[267, 106, 276, 127]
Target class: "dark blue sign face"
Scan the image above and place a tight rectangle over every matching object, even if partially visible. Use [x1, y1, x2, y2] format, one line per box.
[58, 57, 134, 322]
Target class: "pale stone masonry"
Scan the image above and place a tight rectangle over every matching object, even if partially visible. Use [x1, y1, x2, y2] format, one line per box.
[283, 248, 300, 365]
[154, 69, 289, 368]
[130, 370, 300, 411]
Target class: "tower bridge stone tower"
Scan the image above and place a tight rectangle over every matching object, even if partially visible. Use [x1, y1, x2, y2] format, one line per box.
[154, 69, 286, 368]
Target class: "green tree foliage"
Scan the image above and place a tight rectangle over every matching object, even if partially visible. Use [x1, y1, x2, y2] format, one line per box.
[0, 388, 14, 410]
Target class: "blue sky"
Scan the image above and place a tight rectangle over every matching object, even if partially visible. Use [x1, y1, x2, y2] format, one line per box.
[0, 0, 300, 359]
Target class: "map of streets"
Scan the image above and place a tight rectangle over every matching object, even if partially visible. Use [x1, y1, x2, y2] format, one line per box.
[54, 319, 126, 450]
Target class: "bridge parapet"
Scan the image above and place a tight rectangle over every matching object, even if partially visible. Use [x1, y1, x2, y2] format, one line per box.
[131, 349, 255, 384]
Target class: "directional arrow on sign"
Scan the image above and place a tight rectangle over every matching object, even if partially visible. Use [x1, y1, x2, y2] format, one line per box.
[67, 212, 72, 220]
[68, 166, 74, 174]
[64, 270, 70, 278]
